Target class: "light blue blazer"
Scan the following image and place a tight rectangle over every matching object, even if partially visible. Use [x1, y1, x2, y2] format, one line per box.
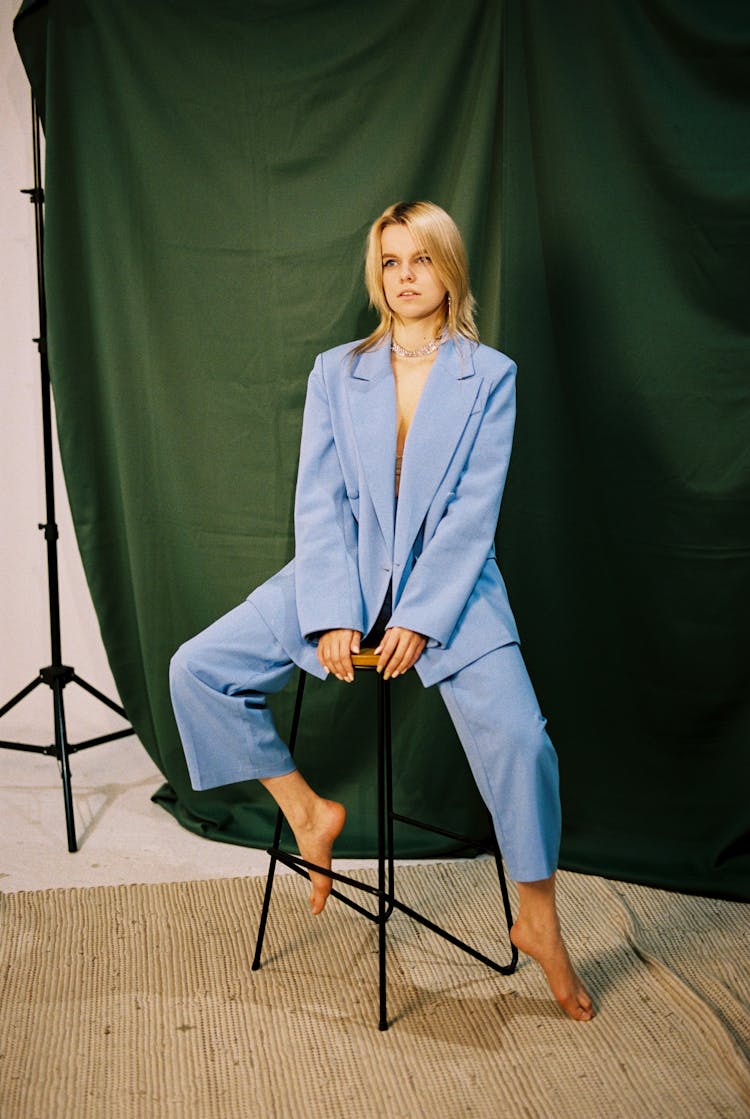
[249, 334, 520, 688]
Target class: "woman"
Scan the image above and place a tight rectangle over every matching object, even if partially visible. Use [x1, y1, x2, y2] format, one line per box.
[170, 201, 594, 1021]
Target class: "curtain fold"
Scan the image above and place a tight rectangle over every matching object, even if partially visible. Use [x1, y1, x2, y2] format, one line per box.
[500, 0, 750, 898]
[13, 0, 749, 896]
[13, 0, 506, 858]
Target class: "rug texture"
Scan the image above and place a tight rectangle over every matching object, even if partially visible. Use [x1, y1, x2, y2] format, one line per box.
[1, 863, 749, 1118]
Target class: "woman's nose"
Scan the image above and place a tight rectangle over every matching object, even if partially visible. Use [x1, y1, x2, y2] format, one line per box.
[400, 262, 415, 281]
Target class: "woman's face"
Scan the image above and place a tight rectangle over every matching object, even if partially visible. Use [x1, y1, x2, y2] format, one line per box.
[380, 223, 447, 329]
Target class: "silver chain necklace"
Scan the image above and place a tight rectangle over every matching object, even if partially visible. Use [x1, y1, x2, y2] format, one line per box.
[390, 331, 448, 359]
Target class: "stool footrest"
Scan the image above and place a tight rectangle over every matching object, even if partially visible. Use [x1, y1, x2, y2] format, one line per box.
[391, 811, 495, 855]
[268, 846, 391, 922]
[387, 895, 517, 975]
[267, 846, 517, 975]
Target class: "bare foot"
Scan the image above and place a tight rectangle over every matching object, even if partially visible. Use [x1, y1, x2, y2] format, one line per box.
[291, 799, 347, 915]
[511, 916, 595, 1021]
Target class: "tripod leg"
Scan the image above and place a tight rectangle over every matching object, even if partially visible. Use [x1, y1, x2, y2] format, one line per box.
[52, 675, 78, 852]
[71, 673, 130, 719]
[0, 675, 44, 720]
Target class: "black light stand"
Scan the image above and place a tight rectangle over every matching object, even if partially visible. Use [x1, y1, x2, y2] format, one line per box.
[0, 95, 135, 852]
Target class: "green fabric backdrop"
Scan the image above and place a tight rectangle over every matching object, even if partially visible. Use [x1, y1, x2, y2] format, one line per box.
[499, 0, 750, 899]
[14, 0, 750, 897]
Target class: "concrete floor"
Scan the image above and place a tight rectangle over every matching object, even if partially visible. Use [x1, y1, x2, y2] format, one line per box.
[1, 735, 375, 893]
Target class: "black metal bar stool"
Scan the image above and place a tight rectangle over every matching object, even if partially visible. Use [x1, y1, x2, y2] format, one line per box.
[251, 649, 518, 1030]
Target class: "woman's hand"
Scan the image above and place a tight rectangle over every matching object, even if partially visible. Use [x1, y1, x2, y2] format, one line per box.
[317, 629, 362, 682]
[374, 627, 427, 680]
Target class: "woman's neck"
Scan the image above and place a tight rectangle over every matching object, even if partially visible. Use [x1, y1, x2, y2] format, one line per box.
[391, 314, 445, 351]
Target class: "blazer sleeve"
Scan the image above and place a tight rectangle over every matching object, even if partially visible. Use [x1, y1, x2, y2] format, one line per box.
[294, 354, 365, 640]
[388, 360, 517, 647]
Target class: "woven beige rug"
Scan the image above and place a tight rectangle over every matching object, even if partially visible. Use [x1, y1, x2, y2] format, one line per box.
[2, 863, 749, 1119]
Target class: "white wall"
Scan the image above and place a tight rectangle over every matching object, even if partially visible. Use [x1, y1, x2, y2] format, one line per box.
[1, 2, 125, 743]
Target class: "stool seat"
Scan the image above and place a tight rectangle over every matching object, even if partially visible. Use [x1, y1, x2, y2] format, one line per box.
[251, 660, 518, 1030]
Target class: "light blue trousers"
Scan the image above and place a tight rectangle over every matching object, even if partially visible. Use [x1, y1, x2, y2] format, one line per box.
[169, 600, 561, 882]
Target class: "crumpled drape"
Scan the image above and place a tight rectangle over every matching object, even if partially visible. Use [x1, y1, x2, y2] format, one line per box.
[14, 0, 750, 897]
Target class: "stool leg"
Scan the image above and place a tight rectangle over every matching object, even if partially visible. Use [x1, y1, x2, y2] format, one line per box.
[491, 831, 519, 970]
[376, 669, 389, 1031]
[384, 678, 395, 912]
[251, 670, 307, 971]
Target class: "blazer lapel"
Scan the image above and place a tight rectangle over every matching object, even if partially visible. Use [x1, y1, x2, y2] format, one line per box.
[394, 338, 480, 566]
[346, 344, 396, 555]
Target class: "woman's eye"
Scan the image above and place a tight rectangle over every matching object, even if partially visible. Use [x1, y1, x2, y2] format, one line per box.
[416, 255, 431, 264]
[383, 259, 396, 268]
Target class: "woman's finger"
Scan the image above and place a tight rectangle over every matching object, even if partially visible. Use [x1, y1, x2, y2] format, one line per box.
[318, 630, 356, 681]
[329, 637, 347, 679]
[376, 627, 427, 679]
[376, 629, 399, 676]
[388, 637, 417, 679]
[382, 633, 406, 679]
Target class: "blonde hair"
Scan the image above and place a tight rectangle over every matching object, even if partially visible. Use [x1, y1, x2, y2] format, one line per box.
[352, 201, 478, 355]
